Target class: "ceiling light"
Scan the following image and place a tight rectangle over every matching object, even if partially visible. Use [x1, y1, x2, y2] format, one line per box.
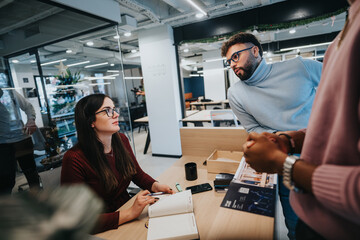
[66, 49, 73, 53]
[203, 58, 226, 63]
[131, 49, 137, 53]
[11, 60, 19, 63]
[280, 42, 333, 51]
[113, 35, 120, 39]
[67, 60, 90, 67]
[124, 32, 132, 37]
[107, 70, 120, 73]
[183, 49, 189, 53]
[110, 63, 115, 66]
[89, 82, 111, 86]
[41, 59, 67, 66]
[85, 75, 118, 80]
[84, 62, 108, 68]
[289, 29, 296, 34]
[305, 55, 325, 59]
[30, 60, 36, 63]
[186, 0, 207, 16]
[124, 77, 143, 80]
[197, 70, 204, 73]
[86, 41, 94, 46]
[189, 74, 200, 77]
[195, 13, 205, 18]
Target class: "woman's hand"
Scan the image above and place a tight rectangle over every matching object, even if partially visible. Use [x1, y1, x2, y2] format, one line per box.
[243, 132, 287, 174]
[151, 182, 174, 194]
[118, 190, 157, 225]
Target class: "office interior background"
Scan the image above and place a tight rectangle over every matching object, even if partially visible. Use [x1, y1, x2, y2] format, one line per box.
[0, 0, 349, 238]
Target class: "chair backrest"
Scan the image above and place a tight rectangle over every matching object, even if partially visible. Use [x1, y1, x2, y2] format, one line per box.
[210, 110, 239, 127]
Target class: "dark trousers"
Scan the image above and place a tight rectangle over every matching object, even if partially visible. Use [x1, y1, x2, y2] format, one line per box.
[0, 138, 40, 195]
[296, 219, 326, 240]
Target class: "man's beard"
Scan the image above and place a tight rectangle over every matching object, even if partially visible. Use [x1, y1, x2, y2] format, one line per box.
[234, 59, 257, 81]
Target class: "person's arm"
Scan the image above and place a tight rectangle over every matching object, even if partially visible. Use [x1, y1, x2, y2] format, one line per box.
[119, 134, 173, 194]
[228, 90, 276, 133]
[301, 58, 322, 89]
[13, 91, 37, 135]
[243, 132, 360, 224]
[275, 130, 306, 154]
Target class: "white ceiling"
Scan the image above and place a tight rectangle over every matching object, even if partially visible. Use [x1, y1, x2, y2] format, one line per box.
[0, 0, 346, 72]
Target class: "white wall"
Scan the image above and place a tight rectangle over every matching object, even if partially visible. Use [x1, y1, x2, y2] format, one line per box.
[138, 25, 182, 156]
[202, 50, 226, 101]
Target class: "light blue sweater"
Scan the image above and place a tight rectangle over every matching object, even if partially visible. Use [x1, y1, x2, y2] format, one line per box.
[228, 56, 322, 133]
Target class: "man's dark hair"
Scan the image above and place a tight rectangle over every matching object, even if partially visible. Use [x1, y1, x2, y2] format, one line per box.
[221, 32, 263, 57]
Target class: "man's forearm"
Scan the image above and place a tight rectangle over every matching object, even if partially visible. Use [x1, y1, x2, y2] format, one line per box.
[277, 130, 305, 154]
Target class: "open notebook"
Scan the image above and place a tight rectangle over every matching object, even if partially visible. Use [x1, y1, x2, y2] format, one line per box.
[147, 190, 199, 240]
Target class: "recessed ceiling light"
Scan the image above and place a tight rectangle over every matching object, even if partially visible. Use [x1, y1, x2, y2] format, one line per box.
[40, 59, 67, 66]
[12, 59, 19, 63]
[196, 13, 204, 18]
[66, 49, 73, 53]
[113, 35, 120, 39]
[289, 29, 296, 34]
[84, 62, 109, 68]
[67, 60, 90, 67]
[131, 49, 137, 53]
[30, 60, 36, 63]
[110, 63, 115, 66]
[183, 49, 189, 53]
[124, 32, 132, 37]
[86, 41, 94, 46]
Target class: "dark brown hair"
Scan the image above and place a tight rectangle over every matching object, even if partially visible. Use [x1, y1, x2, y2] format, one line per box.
[74, 94, 136, 193]
[221, 32, 263, 57]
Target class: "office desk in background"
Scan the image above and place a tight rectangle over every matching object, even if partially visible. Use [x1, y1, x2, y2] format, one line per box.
[134, 110, 199, 154]
[190, 100, 222, 110]
[182, 109, 240, 127]
[95, 128, 274, 240]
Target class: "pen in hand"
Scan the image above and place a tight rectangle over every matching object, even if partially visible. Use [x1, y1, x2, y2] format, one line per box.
[146, 192, 165, 196]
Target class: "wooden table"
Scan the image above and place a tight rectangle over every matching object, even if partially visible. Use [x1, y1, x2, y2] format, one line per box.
[134, 110, 199, 154]
[95, 128, 274, 240]
[190, 101, 222, 110]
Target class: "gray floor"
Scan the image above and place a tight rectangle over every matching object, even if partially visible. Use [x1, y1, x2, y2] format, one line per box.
[14, 127, 288, 239]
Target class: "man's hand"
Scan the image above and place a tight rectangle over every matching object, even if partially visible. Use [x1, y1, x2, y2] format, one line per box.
[243, 132, 287, 174]
[24, 119, 37, 135]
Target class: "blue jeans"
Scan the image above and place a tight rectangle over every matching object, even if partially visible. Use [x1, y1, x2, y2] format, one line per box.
[278, 175, 298, 240]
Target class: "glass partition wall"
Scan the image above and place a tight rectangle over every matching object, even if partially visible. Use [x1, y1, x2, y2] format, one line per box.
[3, 26, 135, 191]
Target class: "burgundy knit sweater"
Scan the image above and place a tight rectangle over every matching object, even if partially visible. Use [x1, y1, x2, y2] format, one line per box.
[61, 133, 156, 233]
[291, 1, 360, 239]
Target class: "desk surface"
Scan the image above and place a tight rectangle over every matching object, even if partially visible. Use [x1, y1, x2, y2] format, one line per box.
[134, 110, 199, 123]
[182, 109, 239, 123]
[95, 155, 274, 240]
[190, 101, 222, 106]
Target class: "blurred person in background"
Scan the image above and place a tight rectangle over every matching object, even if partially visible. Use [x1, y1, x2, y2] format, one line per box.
[0, 88, 42, 195]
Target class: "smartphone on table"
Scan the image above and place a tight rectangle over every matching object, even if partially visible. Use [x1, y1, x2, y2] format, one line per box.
[186, 183, 213, 194]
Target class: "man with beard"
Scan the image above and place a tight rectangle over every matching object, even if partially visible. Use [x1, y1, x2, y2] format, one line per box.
[221, 32, 322, 239]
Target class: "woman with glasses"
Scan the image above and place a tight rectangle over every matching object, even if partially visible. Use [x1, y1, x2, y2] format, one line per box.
[61, 94, 174, 233]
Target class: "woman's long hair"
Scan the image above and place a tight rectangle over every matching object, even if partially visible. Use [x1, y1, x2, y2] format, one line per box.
[74, 94, 136, 193]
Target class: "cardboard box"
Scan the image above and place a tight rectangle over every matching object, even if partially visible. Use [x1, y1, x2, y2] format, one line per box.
[207, 150, 243, 174]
